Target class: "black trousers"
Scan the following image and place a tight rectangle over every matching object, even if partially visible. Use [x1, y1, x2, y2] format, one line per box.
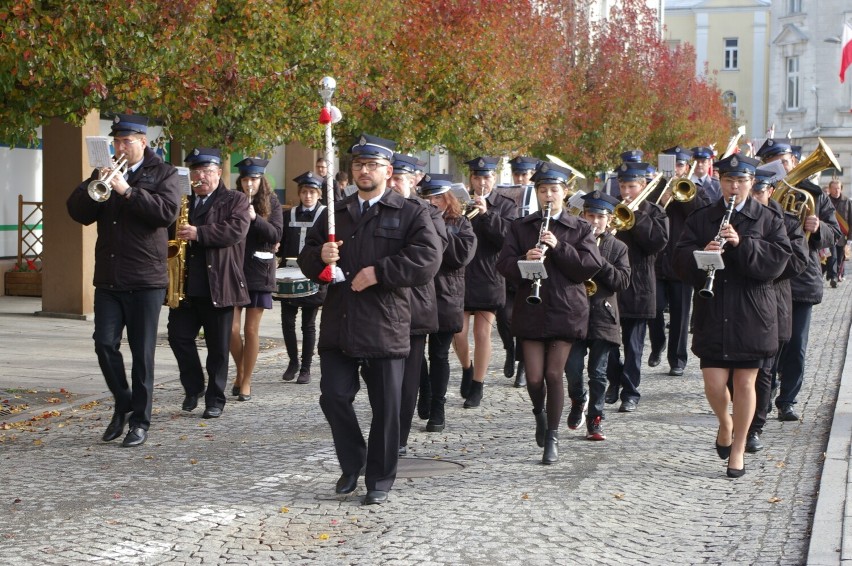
[399, 334, 427, 448]
[93, 288, 165, 431]
[607, 318, 647, 402]
[167, 297, 234, 411]
[319, 349, 404, 492]
[648, 279, 692, 370]
[280, 302, 318, 370]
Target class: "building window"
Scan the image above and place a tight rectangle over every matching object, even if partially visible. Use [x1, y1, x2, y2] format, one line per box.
[724, 39, 739, 70]
[722, 91, 737, 119]
[786, 56, 800, 110]
[787, 0, 802, 14]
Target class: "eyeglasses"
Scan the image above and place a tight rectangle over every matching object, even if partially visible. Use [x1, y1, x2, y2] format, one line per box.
[191, 167, 221, 177]
[113, 138, 142, 147]
[352, 161, 387, 172]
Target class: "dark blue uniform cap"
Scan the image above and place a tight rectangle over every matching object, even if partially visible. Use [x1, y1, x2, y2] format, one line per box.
[235, 157, 268, 177]
[646, 164, 657, 179]
[185, 147, 222, 167]
[417, 173, 454, 197]
[714, 155, 760, 177]
[110, 114, 148, 136]
[581, 190, 619, 214]
[293, 171, 324, 190]
[509, 156, 540, 172]
[691, 146, 714, 160]
[620, 149, 644, 163]
[752, 168, 776, 191]
[756, 138, 792, 159]
[617, 162, 651, 181]
[391, 154, 420, 175]
[348, 133, 397, 160]
[531, 161, 573, 186]
[465, 156, 500, 175]
[791, 145, 802, 161]
[662, 145, 693, 163]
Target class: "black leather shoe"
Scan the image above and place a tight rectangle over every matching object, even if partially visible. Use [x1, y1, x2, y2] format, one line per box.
[460, 365, 473, 398]
[746, 431, 764, 453]
[513, 363, 526, 388]
[715, 428, 732, 460]
[398, 445, 407, 456]
[542, 430, 558, 465]
[231, 385, 240, 397]
[363, 490, 388, 505]
[534, 409, 547, 448]
[121, 427, 147, 447]
[503, 350, 515, 378]
[618, 399, 638, 413]
[605, 383, 619, 404]
[726, 466, 746, 478]
[335, 473, 359, 494]
[648, 351, 661, 367]
[202, 406, 223, 419]
[777, 404, 800, 422]
[238, 394, 251, 402]
[102, 410, 130, 442]
[296, 369, 311, 384]
[668, 367, 684, 377]
[182, 394, 200, 412]
[282, 361, 299, 381]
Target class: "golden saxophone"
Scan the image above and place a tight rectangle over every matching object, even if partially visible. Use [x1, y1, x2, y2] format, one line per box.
[165, 192, 191, 308]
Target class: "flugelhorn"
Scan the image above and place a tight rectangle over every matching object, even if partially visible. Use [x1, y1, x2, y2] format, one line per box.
[88, 154, 128, 202]
[612, 173, 664, 232]
[526, 202, 553, 305]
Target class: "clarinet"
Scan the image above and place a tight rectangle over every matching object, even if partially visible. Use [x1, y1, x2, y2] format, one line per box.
[526, 202, 553, 305]
[699, 195, 736, 299]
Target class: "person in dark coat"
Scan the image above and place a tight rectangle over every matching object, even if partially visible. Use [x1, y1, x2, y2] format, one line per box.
[497, 162, 603, 464]
[298, 134, 441, 506]
[738, 169, 808, 453]
[277, 171, 328, 384]
[453, 156, 518, 408]
[418, 174, 477, 434]
[757, 139, 842, 421]
[690, 146, 721, 203]
[648, 146, 712, 377]
[826, 179, 851, 286]
[168, 148, 250, 420]
[674, 154, 792, 478]
[67, 114, 181, 447]
[602, 149, 645, 199]
[565, 191, 631, 441]
[228, 158, 283, 400]
[605, 162, 669, 413]
[389, 154, 448, 456]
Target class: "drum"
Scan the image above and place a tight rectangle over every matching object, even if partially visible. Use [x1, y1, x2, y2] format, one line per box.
[273, 267, 319, 298]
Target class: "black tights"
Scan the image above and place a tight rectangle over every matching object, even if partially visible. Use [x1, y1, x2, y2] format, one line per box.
[523, 339, 572, 430]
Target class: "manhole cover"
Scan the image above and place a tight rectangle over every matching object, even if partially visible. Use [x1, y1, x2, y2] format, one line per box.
[396, 458, 464, 478]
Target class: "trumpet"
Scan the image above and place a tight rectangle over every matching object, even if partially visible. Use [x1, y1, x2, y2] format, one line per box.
[583, 233, 603, 296]
[526, 202, 553, 305]
[699, 195, 736, 299]
[612, 173, 664, 232]
[87, 154, 128, 202]
[654, 162, 696, 210]
[462, 192, 484, 220]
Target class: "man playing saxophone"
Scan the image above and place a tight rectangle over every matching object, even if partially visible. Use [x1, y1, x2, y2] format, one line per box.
[67, 114, 181, 447]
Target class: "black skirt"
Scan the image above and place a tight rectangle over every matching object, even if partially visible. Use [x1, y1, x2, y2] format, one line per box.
[699, 357, 768, 370]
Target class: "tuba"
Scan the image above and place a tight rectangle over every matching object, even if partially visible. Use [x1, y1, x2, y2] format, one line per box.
[164, 188, 194, 308]
[612, 173, 664, 232]
[771, 137, 840, 239]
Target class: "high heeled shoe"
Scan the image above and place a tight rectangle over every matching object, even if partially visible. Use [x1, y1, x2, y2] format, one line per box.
[715, 427, 732, 460]
[726, 465, 746, 478]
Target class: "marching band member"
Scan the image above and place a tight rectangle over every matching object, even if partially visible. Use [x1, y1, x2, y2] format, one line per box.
[648, 146, 712, 376]
[690, 146, 721, 203]
[298, 134, 441, 505]
[418, 174, 477, 433]
[497, 162, 602, 464]
[453, 157, 517, 408]
[564, 191, 630, 440]
[229, 158, 283, 401]
[605, 162, 668, 413]
[674, 155, 792, 478]
[389, 154, 448, 457]
[278, 172, 328, 384]
[603, 149, 644, 199]
[826, 179, 850, 287]
[66, 114, 181, 447]
[168, 148, 250, 420]
[757, 139, 841, 421]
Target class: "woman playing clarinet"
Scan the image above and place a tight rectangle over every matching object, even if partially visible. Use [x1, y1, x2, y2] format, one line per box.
[673, 155, 792, 478]
[497, 162, 602, 464]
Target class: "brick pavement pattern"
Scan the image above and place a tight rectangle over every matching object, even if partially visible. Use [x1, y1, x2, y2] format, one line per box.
[1, 282, 850, 565]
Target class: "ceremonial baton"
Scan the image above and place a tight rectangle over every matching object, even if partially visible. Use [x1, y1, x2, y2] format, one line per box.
[318, 76, 338, 283]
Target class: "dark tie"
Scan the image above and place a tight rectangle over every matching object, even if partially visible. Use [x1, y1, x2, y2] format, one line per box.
[361, 200, 370, 218]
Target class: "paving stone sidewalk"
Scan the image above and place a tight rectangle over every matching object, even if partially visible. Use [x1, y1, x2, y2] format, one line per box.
[1, 283, 850, 565]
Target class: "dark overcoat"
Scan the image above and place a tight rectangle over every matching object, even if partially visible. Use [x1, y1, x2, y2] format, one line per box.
[615, 201, 668, 319]
[654, 181, 712, 281]
[298, 189, 441, 359]
[767, 200, 809, 342]
[434, 215, 477, 334]
[67, 147, 181, 290]
[587, 233, 631, 345]
[408, 199, 448, 336]
[790, 182, 841, 304]
[464, 190, 517, 310]
[497, 211, 602, 341]
[241, 192, 284, 293]
[673, 197, 792, 361]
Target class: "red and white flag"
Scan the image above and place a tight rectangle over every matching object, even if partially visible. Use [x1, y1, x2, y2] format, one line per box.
[841, 21, 852, 83]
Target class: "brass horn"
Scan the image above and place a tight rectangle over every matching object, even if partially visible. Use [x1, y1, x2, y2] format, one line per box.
[87, 154, 128, 202]
[612, 173, 664, 232]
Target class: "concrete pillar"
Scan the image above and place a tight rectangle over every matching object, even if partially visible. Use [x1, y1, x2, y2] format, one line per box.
[39, 109, 100, 319]
[284, 141, 320, 207]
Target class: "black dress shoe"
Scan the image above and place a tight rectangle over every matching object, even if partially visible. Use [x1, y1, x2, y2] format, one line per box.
[238, 394, 251, 402]
[668, 367, 684, 377]
[648, 351, 661, 367]
[513, 363, 526, 388]
[460, 365, 473, 398]
[605, 383, 619, 404]
[746, 431, 764, 453]
[182, 393, 200, 412]
[282, 361, 299, 381]
[296, 369, 311, 384]
[777, 404, 800, 422]
[202, 406, 223, 419]
[726, 466, 746, 478]
[715, 428, 732, 460]
[335, 473, 359, 494]
[398, 445, 407, 456]
[231, 385, 240, 397]
[363, 490, 388, 505]
[122, 427, 147, 447]
[534, 409, 547, 448]
[618, 399, 637, 413]
[102, 410, 130, 442]
[503, 351, 515, 378]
